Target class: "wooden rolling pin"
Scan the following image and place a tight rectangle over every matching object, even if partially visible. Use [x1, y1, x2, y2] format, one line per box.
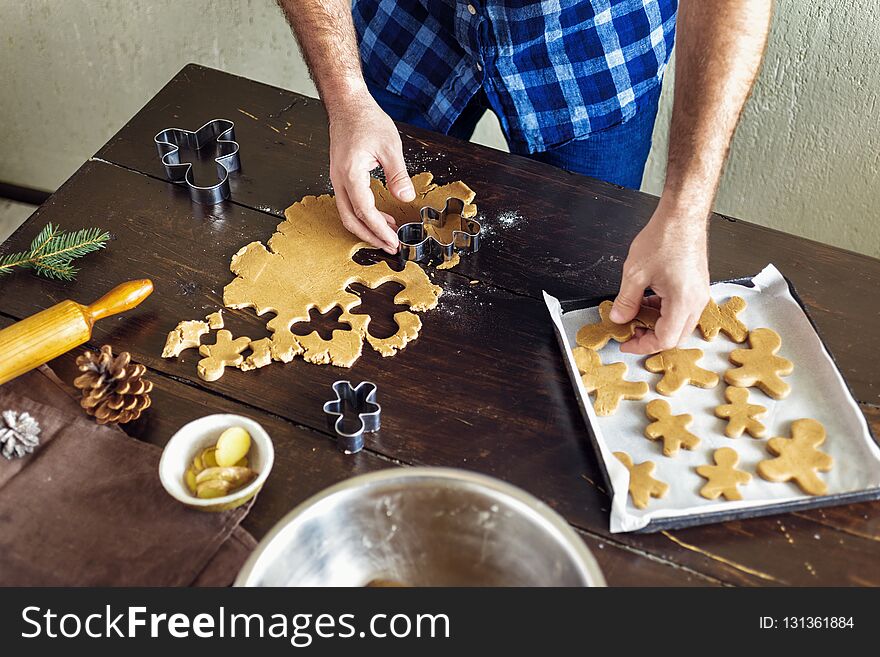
[0, 279, 153, 385]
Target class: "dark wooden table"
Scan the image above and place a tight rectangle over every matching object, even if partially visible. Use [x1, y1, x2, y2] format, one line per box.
[2, 64, 879, 586]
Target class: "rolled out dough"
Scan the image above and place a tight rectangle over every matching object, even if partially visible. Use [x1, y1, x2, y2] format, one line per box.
[222, 172, 477, 368]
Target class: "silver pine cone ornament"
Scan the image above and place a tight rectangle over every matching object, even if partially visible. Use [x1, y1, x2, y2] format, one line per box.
[73, 345, 153, 424]
[0, 410, 41, 459]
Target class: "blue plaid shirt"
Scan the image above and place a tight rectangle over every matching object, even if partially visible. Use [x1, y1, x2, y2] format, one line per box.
[352, 0, 677, 154]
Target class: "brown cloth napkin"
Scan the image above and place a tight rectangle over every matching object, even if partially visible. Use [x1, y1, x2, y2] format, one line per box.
[0, 366, 256, 586]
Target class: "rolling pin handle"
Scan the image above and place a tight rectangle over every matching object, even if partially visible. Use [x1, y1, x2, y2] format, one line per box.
[86, 279, 154, 323]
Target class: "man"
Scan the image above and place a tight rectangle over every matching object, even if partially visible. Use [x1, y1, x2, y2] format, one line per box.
[278, 0, 772, 354]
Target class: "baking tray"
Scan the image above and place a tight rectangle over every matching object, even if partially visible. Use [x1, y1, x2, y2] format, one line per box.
[545, 267, 880, 533]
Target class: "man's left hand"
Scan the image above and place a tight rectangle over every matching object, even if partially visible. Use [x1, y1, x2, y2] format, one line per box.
[609, 198, 710, 354]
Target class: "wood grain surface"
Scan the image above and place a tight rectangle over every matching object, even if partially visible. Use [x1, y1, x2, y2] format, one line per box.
[1, 64, 878, 586]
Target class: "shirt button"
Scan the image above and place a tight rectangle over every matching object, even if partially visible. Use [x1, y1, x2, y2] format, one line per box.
[475, 62, 483, 72]
[467, 4, 477, 15]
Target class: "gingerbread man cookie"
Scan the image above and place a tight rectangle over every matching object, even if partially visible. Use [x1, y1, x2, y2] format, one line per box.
[696, 447, 752, 501]
[645, 348, 719, 396]
[575, 301, 659, 350]
[614, 451, 669, 509]
[757, 419, 833, 495]
[162, 320, 210, 358]
[714, 386, 767, 438]
[725, 328, 793, 399]
[644, 399, 701, 456]
[197, 330, 251, 381]
[572, 347, 648, 416]
[697, 296, 748, 343]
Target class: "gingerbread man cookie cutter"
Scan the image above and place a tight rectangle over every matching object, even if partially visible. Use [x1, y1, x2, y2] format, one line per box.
[154, 118, 241, 204]
[322, 380, 381, 454]
[397, 197, 481, 264]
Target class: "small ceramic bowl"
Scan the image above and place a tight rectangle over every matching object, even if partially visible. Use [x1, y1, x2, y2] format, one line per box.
[159, 414, 274, 512]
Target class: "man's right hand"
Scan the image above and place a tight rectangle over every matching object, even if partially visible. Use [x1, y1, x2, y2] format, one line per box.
[327, 89, 415, 254]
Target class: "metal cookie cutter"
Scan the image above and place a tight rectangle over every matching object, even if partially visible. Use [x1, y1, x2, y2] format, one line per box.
[154, 118, 241, 204]
[323, 381, 381, 454]
[397, 197, 481, 264]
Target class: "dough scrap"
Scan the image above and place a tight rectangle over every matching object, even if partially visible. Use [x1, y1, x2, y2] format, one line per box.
[162, 320, 210, 358]
[206, 310, 224, 329]
[573, 347, 648, 416]
[725, 328, 793, 399]
[436, 252, 460, 270]
[714, 386, 767, 438]
[222, 173, 472, 368]
[240, 337, 273, 372]
[696, 447, 752, 501]
[613, 451, 669, 509]
[698, 296, 748, 342]
[645, 348, 719, 396]
[757, 419, 833, 495]
[575, 301, 658, 350]
[644, 398, 701, 457]
[197, 330, 251, 381]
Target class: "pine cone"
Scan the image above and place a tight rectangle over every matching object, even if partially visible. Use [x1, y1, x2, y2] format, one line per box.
[0, 410, 41, 459]
[73, 345, 153, 425]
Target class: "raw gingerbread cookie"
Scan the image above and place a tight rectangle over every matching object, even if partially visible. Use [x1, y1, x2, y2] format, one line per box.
[162, 320, 210, 358]
[197, 330, 251, 381]
[697, 296, 748, 342]
[644, 348, 719, 396]
[696, 447, 752, 501]
[613, 451, 669, 509]
[714, 386, 767, 438]
[240, 337, 273, 372]
[206, 310, 224, 329]
[757, 419, 833, 495]
[572, 347, 648, 416]
[725, 328, 793, 399]
[644, 399, 701, 456]
[223, 172, 471, 367]
[575, 301, 660, 350]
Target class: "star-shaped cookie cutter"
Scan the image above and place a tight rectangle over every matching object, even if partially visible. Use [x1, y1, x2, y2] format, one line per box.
[397, 197, 481, 264]
[154, 118, 241, 204]
[322, 381, 381, 454]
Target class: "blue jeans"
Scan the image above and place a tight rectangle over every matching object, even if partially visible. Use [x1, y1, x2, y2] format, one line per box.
[366, 81, 662, 190]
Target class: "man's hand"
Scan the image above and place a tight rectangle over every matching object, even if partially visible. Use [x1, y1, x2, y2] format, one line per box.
[610, 0, 771, 353]
[610, 199, 710, 354]
[277, 0, 414, 253]
[328, 90, 415, 253]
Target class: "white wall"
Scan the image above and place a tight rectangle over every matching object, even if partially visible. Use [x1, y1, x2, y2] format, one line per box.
[644, 1, 880, 258]
[2, 0, 877, 257]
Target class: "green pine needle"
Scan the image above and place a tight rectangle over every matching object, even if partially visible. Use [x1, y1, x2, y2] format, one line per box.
[0, 223, 111, 281]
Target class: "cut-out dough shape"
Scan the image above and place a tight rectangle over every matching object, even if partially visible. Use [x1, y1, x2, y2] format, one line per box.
[714, 386, 767, 438]
[162, 320, 209, 358]
[222, 173, 473, 367]
[197, 330, 251, 381]
[757, 419, 833, 495]
[575, 301, 659, 350]
[645, 348, 719, 396]
[206, 310, 224, 329]
[644, 399, 701, 456]
[614, 451, 669, 509]
[696, 447, 752, 501]
[698, 296, 748, 342]
[725, 328, 793, 399]
[572, 347, 648, 416]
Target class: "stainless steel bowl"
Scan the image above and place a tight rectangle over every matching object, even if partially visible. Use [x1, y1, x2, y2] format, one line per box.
[236, 467, 605, 587]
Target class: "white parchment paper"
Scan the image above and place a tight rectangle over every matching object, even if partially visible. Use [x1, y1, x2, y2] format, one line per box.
[545, 264, 880, 533]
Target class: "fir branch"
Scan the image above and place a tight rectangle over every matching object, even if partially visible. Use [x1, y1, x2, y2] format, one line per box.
[29, 222, 60, 256]
[0, 224, 111, 281]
